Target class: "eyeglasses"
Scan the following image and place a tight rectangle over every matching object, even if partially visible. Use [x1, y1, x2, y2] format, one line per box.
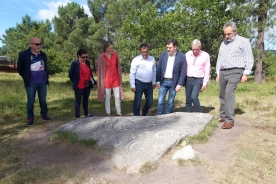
[32, 43, 41, 46]
[81, 56, 88, 58]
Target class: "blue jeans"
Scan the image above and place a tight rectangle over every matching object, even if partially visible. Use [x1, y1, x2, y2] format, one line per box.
[74, 87, 91, 118]
[133, 79, 153, 116]
[25, 82, 48, 119]
[185, 77, 203, 112]
[157, 79, 176, 115]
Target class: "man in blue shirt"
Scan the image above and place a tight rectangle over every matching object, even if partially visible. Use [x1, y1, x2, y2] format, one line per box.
[17, 37, 52, 126]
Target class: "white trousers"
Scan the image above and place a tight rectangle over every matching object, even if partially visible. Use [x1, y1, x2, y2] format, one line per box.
[105, 87, 121, 114]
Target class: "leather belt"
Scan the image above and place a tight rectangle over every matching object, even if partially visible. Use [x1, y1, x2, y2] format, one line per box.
[164, 78, 172, 80]
[135, 79, 151, 84]
[187, 76, 204, 79]
[220, 67, 244, 71]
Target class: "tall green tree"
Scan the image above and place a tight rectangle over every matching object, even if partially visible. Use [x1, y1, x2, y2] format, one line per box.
[52, 2, 88, 41]
[230, 0, 276, 83]
[0, 15, 52, 62]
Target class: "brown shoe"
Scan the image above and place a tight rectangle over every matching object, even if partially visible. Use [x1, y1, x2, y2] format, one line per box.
[117, 114, 123, 116]
[217, 117, 225, 123]
[221, 121, 234, 129]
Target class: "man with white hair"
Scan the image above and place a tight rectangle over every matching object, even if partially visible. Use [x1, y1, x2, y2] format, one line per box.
[216, 21, 254, 129]
[185, 39, 210, 112]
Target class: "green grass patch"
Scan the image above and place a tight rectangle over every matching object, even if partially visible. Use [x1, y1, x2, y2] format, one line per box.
[51, 131, 97, 147]
[139, 161, 157, 175]
[177, 156, 202, 167]
[185, 119, 218, 145]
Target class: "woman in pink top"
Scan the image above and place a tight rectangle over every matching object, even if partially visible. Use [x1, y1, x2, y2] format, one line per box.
[185, 39, 210, 112]
[97, 40, 124, 116]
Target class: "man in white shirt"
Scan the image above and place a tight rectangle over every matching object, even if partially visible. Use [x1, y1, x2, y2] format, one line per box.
[130, 44, 156, 116]
[156, 38, 186, 115]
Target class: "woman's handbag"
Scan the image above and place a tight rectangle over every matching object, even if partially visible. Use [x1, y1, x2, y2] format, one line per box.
[79, 61, 93, 88]
[85, 80, 93, 88]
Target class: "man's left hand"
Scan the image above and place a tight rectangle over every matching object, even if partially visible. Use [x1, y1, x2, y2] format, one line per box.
[152, 84, 156, 89]
[175, 86, 181, 92]
[240, 75, 248, 83]
[200, 86, 206, 92]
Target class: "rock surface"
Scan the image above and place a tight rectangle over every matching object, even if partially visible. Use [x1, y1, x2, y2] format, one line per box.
[53, 112, 213, 174]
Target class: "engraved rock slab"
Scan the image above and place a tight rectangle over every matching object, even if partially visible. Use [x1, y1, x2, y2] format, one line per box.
[54, 112, 213, 174]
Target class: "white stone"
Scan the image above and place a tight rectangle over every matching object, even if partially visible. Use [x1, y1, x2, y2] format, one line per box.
[172, 145, 195, 161]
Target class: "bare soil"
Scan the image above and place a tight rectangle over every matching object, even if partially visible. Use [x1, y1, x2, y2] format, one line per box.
[19, 117, 251, 184]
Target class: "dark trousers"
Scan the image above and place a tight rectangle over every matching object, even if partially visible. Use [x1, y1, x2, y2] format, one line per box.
[25, 82, 48, 119]
[74, 87, 91, 118]
[133, 79, 153, 116]
[185, 77, 203, 112]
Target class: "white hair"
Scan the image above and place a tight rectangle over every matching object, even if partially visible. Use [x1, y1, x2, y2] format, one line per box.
[191, 39, 202, 47]
[223, 21, 237, 31]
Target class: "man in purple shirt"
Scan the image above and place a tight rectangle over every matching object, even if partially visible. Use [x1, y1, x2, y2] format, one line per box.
[216, 22, 254, 129]
[185, 39, 210, 112]
[17, 37, 52, 126]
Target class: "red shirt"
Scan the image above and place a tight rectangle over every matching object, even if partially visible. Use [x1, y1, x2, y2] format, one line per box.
[104, 52, 120, 88]
[78, 62, 91, 89]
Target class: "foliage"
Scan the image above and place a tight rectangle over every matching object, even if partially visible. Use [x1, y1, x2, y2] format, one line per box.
[264, 51, 276, 76]
[0, 0, 275, 77]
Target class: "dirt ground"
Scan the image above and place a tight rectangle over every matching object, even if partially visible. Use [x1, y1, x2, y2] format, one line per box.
[19, 117, 250, 184]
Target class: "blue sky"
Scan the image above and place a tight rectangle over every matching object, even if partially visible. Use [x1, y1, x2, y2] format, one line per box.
[0, 0, 275, 49]
[0, 0, 91, 47]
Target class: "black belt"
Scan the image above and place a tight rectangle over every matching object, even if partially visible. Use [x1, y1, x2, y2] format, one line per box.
[164, 78, 173, 80]
[220, 67, 244, 71]
[135, 79, 151, 84]
[187, 76, 204, 79]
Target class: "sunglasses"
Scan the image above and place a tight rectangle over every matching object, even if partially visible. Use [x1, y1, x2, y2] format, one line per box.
[32, 43, 42, 46]
[80, 56, 88, 58]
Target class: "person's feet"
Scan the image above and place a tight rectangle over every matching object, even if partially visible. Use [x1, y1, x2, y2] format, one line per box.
[85, 114, 93, 117]
[221, 121, 234, 129]
[117, 114, 123, 116]
[27, 118, 33, 126]
[42, 115, 52, 121]
[217, 117, 225, 123]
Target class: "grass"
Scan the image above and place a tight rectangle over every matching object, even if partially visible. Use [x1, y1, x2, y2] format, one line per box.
[177, 156, 202, 168]
[139, 161, 157, 175]
[51, 131, 97, 147]
[1, 73, 276, 183]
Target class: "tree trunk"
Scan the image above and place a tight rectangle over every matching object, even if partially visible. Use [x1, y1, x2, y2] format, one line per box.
[254, 0, 268, 84]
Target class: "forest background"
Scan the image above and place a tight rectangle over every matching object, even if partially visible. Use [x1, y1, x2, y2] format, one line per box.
[0, 0, 276, 83]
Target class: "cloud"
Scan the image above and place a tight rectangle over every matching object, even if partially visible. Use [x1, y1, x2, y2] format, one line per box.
[35, 0, 71, 20]
[35, 0, 92, 21]
[81, 4, 92, 17]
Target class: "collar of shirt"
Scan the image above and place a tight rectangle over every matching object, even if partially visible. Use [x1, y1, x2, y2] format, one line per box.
[139, 54, 147, 60]
[224, 34, 238, 44]
[104, 52, 115, 58]
[167, 51, 177, 57]
[190, 50, 202, 58]
[28, 49, 41, 55]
